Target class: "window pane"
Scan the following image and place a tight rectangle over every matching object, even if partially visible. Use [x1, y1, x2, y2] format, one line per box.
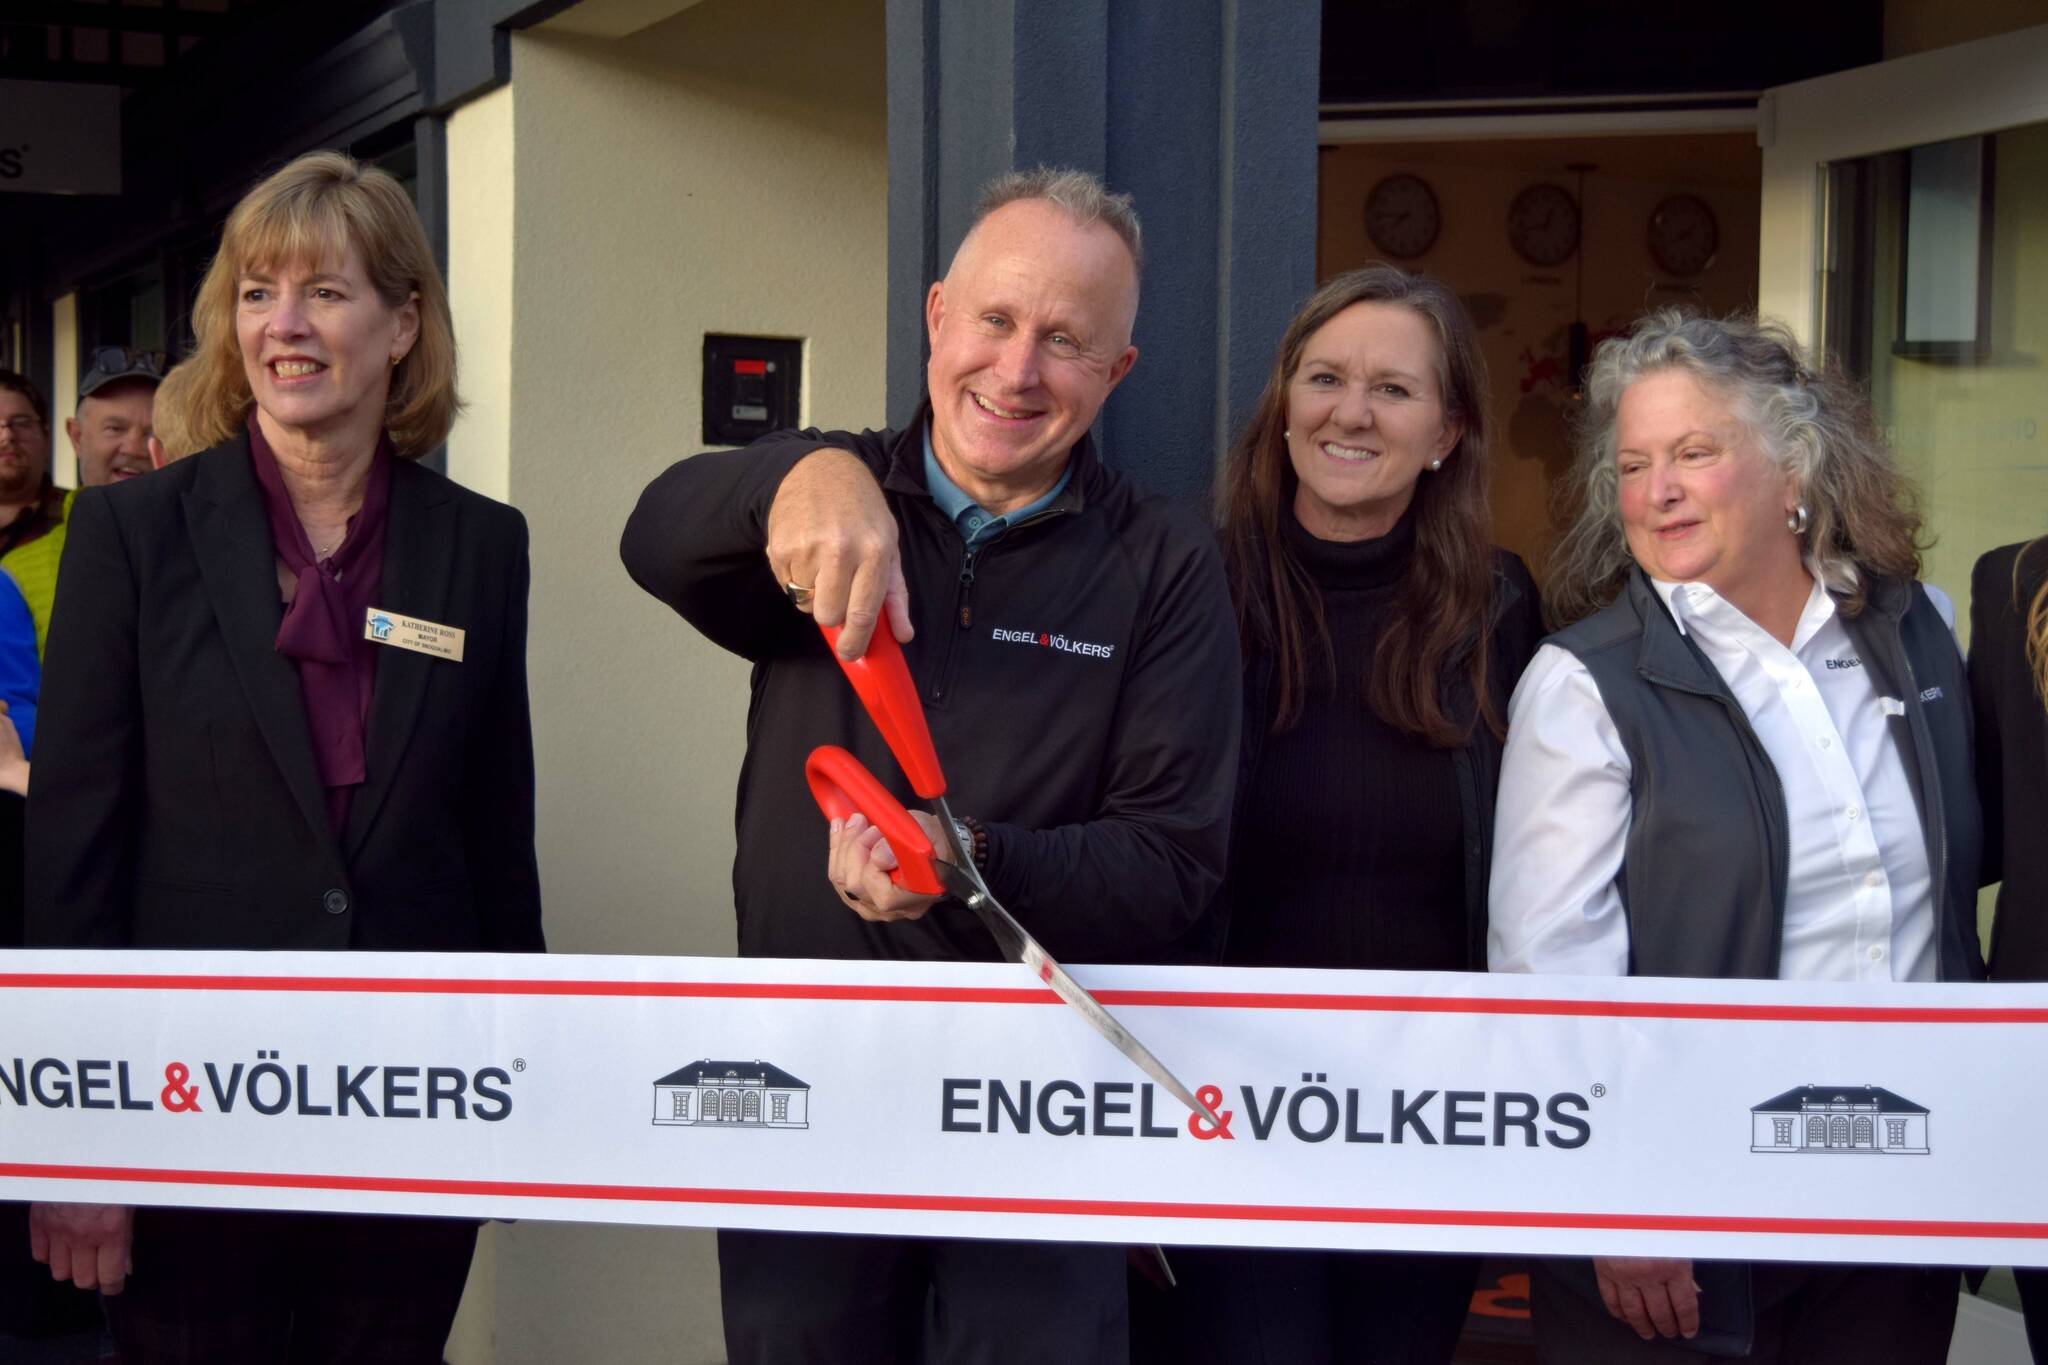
[1822, 121, 2048, 623]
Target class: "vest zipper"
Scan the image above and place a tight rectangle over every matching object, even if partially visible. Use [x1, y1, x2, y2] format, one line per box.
[952, 505, 1068, 633]
[930, 545, 978, 704]
[1895, 642, 1949, 954]
[929, 505, 1070, 704]
[956, 548, 979, 630]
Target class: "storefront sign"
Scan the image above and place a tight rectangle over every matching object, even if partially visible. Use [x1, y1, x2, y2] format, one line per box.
[3, 949, 2046, 1266]
[0, 80, 120, 195]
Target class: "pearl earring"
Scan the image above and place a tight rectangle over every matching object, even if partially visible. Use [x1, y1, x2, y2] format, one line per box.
[1428, 458, 1443, 471]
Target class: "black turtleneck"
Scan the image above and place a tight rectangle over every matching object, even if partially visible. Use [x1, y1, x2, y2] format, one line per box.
[1225, 505, 1467, 972]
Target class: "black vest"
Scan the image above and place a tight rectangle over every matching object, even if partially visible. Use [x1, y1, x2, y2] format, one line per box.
[1548, 570, 1984, 983]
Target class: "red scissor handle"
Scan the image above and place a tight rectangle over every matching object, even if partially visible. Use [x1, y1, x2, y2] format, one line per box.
[804, 745, 947, 897]
[818, 624, 947, 800]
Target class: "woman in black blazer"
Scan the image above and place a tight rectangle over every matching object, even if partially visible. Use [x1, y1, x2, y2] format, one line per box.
[1971, 538, 2048, 1363]
[24, 150, 541, 1364]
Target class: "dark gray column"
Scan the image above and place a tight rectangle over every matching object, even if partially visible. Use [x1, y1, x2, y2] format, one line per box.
[885, 0, 1320, 502]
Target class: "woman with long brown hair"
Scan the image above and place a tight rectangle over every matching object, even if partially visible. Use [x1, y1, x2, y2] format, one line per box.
[1971, 537, 2048, 1362]
[1163, 265, 1543, 1363]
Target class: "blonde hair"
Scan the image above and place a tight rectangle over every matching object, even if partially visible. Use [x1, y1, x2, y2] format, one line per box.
[165, 150, 458, 458]
[148, 361, 205, 461]
[1548, 309, 1923, 626]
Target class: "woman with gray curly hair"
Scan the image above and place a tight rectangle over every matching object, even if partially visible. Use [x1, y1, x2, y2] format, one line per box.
[1489, 310, 1980, 1362]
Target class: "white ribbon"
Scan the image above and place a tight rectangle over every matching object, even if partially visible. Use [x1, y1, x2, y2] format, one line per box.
[3, 949, 2043, 1266]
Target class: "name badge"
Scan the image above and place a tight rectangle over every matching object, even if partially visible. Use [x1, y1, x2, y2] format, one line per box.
[364, 608, 465, 662]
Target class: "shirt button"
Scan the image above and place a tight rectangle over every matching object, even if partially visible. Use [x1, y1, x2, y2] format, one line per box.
[1817, 735, 1833, 749]
[1845, 805, 1861, 821]
[322, 888, 350, 915]
[1868, 944, 1885, 962]
[967, 516, 983, 530]
[1864, 871, 1883, 889]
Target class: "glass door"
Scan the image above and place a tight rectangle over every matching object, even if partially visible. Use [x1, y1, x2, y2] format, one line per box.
[1758, 23, 2048, 618]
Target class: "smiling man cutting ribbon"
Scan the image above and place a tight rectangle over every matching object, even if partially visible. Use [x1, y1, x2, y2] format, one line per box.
[621, 167, 1240, 1365]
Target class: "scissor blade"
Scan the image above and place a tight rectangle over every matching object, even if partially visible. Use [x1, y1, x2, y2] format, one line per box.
[932, 863, 1224, 1132]
[1023, 936, 1225, 1132]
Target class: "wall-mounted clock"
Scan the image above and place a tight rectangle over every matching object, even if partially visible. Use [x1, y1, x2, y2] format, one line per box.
[1363, 173, 1441, 259]
[1648, 193, 1720, 277]
[1508, 182, 1580, 267]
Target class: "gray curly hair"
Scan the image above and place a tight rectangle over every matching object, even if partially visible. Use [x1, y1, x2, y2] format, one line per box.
[1546, 309, 1924, 625]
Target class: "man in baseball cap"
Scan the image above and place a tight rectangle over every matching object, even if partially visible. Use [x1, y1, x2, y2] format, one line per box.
[67, 346, 165, 488]
[0, 347, 166, 656]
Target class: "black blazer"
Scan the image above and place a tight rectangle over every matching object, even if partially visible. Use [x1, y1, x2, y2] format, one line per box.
[1972, 540, 2048, 981]
[25, 433, 542, 953]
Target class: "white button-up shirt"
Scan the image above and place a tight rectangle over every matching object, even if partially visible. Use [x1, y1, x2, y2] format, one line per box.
[1488, 576, 1954, 982]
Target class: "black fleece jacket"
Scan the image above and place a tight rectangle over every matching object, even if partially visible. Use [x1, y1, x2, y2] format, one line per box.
[620, 410, 1240, 965]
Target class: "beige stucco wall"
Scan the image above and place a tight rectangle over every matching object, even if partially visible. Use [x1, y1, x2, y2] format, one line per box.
[49, 292, 78, 488]
[440, 0, 887, 1358]
[446, 85, 516, 504]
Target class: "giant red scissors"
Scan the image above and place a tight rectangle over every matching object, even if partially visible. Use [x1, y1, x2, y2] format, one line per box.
[804, 623, 1222, 1131]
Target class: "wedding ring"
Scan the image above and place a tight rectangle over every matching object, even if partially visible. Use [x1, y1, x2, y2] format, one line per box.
[784, 580, 816, 610]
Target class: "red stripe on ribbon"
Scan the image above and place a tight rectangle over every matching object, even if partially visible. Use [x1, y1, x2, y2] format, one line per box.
[0, 974, 2044, 1024]
[2, 1162, 2042, 1241]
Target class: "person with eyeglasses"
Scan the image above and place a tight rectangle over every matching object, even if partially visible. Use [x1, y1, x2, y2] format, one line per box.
[0, 351, 168, 658]
[0, 368, 89, 1357]
[0, 371, 54, 745]
[0, 370, 61, 565]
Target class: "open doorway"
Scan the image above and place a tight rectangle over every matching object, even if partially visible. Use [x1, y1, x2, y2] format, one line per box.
[1317, 131, 1762, 575]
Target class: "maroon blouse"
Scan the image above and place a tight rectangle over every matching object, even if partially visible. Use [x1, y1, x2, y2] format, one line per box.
[246, 416, 392, 833]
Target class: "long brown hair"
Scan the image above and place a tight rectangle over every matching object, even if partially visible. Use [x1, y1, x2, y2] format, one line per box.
[1218, 266, 1498, 746]
[164, 150, 459, 458]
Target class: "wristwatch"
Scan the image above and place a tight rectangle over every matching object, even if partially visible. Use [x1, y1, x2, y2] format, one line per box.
[950, 815, 987, 870]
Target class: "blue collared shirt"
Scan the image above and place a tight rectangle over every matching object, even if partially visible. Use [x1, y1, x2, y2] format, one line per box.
[923, 426, 1071, 550]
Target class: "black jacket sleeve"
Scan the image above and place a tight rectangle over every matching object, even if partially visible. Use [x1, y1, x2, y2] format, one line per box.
[619, 428, 892, 662]
[1493, 550, 1546, 703]
[976, 524, 1241, 961]
[466, 507, 545, 951]
[24, 487, 142, 947]
[1970, 547, 2009, 889]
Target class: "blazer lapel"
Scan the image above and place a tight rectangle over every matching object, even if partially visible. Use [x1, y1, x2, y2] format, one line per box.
[181, 437, 338, 856]
[344, 460, 456, 859]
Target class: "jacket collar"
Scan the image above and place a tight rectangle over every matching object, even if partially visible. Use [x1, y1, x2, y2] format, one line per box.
[1621, 566, 1901, 697]
[881, 399, 1096, 520]
[1626, 568, 1735, 699]
[181, 436, 457, 865]
[184, 435, 337, 857]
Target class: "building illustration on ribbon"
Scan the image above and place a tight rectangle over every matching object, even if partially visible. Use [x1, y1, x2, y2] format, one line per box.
[652, 1059, 810, 1129]
[1749, 1085, 1929, 1154]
